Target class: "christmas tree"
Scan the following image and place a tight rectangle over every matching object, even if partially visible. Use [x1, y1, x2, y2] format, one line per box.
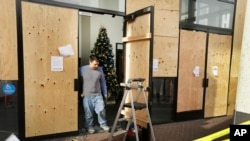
[90, 26, 120, 102]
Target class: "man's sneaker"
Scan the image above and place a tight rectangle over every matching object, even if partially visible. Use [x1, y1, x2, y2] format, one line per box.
[88, 127, 95, 134]
[101, 125, 110, 132]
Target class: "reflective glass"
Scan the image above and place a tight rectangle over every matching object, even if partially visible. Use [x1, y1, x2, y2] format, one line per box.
[180, 0, 235, 29]
[52, 0, 125, 12]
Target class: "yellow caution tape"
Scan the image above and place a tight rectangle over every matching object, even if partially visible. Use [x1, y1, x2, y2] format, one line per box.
[193, 120, 250, 141]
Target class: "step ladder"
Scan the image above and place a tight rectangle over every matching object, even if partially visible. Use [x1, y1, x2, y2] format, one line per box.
[108, 78, 155, 141]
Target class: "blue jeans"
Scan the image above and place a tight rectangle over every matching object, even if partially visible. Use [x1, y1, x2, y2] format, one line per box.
[83, 94, 107, 128]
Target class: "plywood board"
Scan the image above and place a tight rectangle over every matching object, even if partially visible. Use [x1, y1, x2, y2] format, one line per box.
[177, 30, 206, 112]
[125, 41, 150, 87]
[153, 36, 178, 77]
[154, 0, 179, 10]
[125, 12, 151, 87]
[22, 2, 78, 137]
[126, 0, 179, 14]
[126, 0, 180, 78]
[126, 0, 154, 15]
[0, 0, 18, 80]
[124, 40, 150, 102]
[154, 9, 179, 37]
[205, 33, 232, 118]
[124, 40, 150, 128]
[126, 14, 151, 37]
[123, 9, 152, 127]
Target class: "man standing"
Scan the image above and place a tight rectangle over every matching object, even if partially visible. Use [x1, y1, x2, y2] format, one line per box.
[80, 55, 109, 134]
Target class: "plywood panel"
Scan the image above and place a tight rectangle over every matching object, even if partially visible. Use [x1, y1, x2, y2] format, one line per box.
[0, 0, 18, 80]
[126, 0, 180, 78]
[126, 0, 179, 14]
[153, 36, 178, 77]
[205, 34, 232, 118]
[126, 14, 150, 37]
[126, 0, 154, 14]
[177, 30, 206, 112]
[125, 41, 150, 86]
[123, 9, 152, 128]
[124, 40, 150, 128]
[22, 2, 78, 137]
[125, 13, 151, 84]
[154, 9, 179, 37]
[154, 0, 179, 10]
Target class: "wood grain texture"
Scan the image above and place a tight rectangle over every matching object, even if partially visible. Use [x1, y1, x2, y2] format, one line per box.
[22, 2, 78, 137]
[0, 0, 18, 80]
[205, 33, 232, 118]
[154, 9, 179, 37]
[126, 0, 179, 77]
[124, 40, 150, 128]
[153, 36, 178, 77]
[123, 11, 151, 127]
[177, 30, 206, 112]
[126, 0, 179, 14]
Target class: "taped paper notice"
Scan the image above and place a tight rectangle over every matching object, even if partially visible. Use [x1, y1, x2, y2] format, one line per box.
[58, 44, 74, 56]
[153, 59, 158, 71]
[5, 133, 20, 141]
[193, 66, 200, 77]
[212, 66, 218, 76]
[51, 56, 63, 71]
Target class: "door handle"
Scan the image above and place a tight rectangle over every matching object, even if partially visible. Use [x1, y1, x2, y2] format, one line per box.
[74, 79, 79, 92]
[203, 78, 209, 88]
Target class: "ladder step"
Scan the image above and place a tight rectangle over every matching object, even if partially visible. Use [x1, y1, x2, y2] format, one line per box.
[124, 102, 146, 110]
[118, 117, 131, 122]
[113, 130, 127, 137]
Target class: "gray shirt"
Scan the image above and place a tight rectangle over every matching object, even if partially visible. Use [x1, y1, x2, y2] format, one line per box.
[80, 65, 107, 97]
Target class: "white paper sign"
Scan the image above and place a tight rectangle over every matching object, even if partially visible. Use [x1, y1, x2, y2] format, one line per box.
[51, 56, 63, 71]
[5, 133, 20, 141]
[212, 66, 218, 76]
[153, 59, 158, 71]
[58, 44, 74, 56]
[193, 66, 200, 77]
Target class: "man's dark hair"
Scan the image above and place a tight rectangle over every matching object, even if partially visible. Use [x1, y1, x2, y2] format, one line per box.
[89, 55, 99, 62]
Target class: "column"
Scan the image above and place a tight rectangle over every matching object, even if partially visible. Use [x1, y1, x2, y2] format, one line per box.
[234, 0, 250, 124]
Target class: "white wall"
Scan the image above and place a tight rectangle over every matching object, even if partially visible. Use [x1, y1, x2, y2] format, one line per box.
[79, 15, 91, 66]
[235, 0, 250, 114]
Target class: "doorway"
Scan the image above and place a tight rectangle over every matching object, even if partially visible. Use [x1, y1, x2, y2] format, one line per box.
[78, 12, 124, 131]
[177, 29, 232, 120]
